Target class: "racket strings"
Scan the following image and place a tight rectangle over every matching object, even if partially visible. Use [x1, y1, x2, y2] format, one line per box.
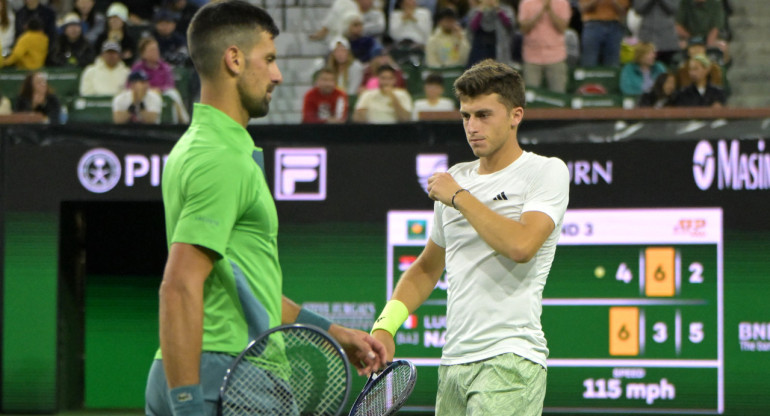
[352, 365, 414, 416]
[221, 327, 349, 416]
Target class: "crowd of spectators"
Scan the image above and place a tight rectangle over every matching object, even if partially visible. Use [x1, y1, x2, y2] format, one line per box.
[0, 0, 197, 124]
[0, 0, 735, 125]
[301, 0, 735, 123]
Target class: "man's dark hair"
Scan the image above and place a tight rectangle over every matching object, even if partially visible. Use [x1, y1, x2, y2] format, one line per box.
[376, 64, 396, 76]
[25, 16, 43, 31]
[424, 72, 444, 86]
[187, 0, 279, 79]
[453, 59, 525, 110]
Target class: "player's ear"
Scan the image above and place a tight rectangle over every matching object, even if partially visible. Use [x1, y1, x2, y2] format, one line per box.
[224, 46, 243, 76]
[510, 106, 524, 129]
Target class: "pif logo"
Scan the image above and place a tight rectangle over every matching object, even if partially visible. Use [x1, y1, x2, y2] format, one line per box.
[78, 148, 121, 193]
[274, 148, 327, 201]
[693, 140, 716, 190]
[407, 219, 427, 240]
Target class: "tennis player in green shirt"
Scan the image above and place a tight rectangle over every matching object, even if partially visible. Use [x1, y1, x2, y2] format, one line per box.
[144, 2, 387, 415]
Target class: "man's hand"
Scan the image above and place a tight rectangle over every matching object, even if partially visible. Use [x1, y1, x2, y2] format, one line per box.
[427, 172, 463, 207]
[371, 329, 396, 362]
[328, 325, 388, 376]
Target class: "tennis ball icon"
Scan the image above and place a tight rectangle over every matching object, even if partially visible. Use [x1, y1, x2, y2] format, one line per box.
[594, 266, 606, 279]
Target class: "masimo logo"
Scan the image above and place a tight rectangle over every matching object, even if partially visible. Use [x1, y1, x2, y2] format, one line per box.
[77, 148, 168, 193]
[693, 139, 770, 191]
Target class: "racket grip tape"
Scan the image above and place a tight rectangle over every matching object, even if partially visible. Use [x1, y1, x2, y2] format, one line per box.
[296, 307, 333, 331]
[169, 384, 205, 416]
[371, 300, 409, 337]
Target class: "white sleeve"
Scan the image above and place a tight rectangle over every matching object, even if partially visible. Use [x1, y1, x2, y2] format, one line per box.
[430, 200, 446, 248]
[388, 11, 404, 40]
[111, 91, 129, 112]
[145, 91, 163, 114]
[522, 157, 570, 227]
[396, 89, 413, 112]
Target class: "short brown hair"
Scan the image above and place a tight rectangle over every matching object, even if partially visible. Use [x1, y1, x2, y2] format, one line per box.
[187, 0, 279, 80]
[453, 59, 525, 110]
[634, 42, 656, 65]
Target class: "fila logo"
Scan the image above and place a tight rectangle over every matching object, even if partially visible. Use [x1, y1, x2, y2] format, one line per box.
[493, 192, 508, 201]
[274, 148, 327, 201]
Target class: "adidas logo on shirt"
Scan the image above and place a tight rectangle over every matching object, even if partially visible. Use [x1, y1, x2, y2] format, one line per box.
[492, 192, 508, 201]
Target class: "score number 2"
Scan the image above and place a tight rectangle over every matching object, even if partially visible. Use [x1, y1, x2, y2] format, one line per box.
[689, 262, 704, 283]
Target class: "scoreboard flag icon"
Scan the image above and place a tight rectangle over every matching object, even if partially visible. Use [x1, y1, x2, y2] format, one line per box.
[645, 247, 676, 297]
[609, 307, 639, 356]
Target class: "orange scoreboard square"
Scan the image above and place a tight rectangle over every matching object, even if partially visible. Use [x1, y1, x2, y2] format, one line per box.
[645, 247, 676, 297]
[609, 306, 639, 356]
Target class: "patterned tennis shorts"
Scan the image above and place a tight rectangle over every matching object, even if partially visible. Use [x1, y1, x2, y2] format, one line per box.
[435, 352, 547, 416]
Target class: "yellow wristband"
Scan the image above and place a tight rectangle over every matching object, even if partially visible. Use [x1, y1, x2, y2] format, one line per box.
[371, 300, 409, 337]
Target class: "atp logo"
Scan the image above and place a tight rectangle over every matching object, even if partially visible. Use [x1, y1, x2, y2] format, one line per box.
[692, 140, 716, 190]
[78, 148, 121, 193]
[274, 148, 327, 200]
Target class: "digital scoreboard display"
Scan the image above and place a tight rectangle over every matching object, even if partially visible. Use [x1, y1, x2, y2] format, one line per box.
[387, 208, 723, 414]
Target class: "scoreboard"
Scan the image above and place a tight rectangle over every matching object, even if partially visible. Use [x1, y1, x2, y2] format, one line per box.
[386, 208, 723, 414]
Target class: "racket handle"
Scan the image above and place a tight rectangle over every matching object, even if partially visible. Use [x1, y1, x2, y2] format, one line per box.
[169, 384, 205, 416]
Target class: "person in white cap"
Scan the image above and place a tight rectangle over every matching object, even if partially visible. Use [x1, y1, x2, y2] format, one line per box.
[113, 69, 162, 124]
[79, 41, 130, 96]
[48, 12, 96, 67]
[320, 36, 364, 96]
[95, 2, 136, 64]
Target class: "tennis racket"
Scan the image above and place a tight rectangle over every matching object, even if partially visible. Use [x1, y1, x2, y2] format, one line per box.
[219, 324, 352, 416]
[348, 360, 417, 416]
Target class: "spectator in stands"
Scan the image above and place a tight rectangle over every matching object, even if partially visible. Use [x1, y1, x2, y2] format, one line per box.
[325, 36, 365, 97]
[638, 71, 677, 107]
[426, 8, 470, 68]
[673, 54, 725, 107]
[632, 0, 679, 66]
[95, 2, 136, 65]
[579, 0, 629, 67]
[1, 16, 46, 69]
[437, 0, 471, 20]
[353, 64, 413, 123]
[619, 42, 666, 95]
[79, 41, 130, 96]
[361, 45, 407, 91]
[131, 36, 189, 123]
[14, 71, 61, 124]
[412, 72, 455, 120]
[152, 8, 188, 66]
[518, 0, 571, 93]
[676, 37, 723, 88]
[358, 0, 385, 39]
[0, 91, 11, 115]
[466, 0, 516, 67]
[344, 11, 380, 63]
[310, 0, 357, 41]
[113, 69, 161, 123]
[164, 0, 198, 38]
[126, 0, 163, 25]
[14, 0, 56, 47]
[389, 0, 433, 49]
[675, 0, 726, 52]
[0, 0, 15, 57]
[74, 0, 105, 45]
[48, 13, 96, 67]
[302, 67, 349, 124]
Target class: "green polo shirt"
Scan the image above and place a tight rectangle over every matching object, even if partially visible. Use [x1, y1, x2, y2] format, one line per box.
[156, 103, 281, 358]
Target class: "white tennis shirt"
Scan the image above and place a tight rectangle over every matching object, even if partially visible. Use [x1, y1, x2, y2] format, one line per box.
[431, 151, 570, 368]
